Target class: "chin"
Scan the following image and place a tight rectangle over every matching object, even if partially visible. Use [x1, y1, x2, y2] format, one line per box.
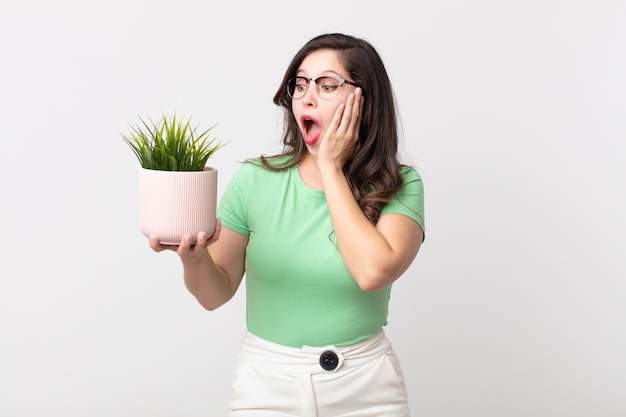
[304, 145, 319, 157]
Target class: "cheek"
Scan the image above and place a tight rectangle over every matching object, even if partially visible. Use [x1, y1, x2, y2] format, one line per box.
[319, 101, 340, 121]
[291, 105, 302, 127]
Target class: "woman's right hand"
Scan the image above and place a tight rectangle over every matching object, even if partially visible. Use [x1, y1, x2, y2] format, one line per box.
[148, 218, 222, 262]
[149, 218, 247, 310]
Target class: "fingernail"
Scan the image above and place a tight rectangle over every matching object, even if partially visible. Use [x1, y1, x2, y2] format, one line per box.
[183, 235, 191, 243]
[199, 232, 207, 241]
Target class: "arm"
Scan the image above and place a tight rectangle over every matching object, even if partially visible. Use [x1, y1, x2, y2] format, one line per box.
[317, 89, 423, 291]
[321, 170, 423, 292]
[149, 219, 248, 310]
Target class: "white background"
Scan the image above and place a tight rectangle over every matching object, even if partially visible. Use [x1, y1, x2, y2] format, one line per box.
[1, 1, 625, 416]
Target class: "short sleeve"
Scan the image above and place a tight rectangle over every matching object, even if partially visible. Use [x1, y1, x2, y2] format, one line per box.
[380, 167, 425, 238]
[217, 163, 252, 235]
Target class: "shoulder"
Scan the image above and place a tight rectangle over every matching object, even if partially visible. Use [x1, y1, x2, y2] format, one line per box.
[399, 165, 422, 184]
[238, 155, 294, 174]
[229, 156, 295, 188]
[231, 158, 272, 181]
[381, 165, 425, 234]
[396, 166, 424, 196]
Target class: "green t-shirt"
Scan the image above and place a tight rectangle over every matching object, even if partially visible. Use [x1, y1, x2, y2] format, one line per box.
[217, 159, 425, 348]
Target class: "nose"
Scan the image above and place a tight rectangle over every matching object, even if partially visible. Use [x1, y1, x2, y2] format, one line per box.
[301, 84, 318, 106]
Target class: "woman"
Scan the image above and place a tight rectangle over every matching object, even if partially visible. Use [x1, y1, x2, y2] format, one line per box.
[150, 33, 425, 416]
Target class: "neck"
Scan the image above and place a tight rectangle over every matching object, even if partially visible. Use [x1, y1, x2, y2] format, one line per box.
[299, 152, 324, 190]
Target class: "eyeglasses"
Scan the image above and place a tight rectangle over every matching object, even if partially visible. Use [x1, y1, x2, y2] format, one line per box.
[287, 76, 359, 100]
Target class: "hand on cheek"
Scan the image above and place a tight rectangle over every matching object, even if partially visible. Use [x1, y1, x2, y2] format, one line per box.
[318, 88, 363, 171]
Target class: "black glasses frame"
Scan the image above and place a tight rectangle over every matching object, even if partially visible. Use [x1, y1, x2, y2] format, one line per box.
[287, 76, 360, 99]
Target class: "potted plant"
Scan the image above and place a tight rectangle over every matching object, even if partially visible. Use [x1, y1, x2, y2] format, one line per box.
[122, 113, 226, 245]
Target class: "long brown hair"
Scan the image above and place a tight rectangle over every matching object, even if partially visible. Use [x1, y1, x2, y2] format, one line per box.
[263, 33, 405, 225]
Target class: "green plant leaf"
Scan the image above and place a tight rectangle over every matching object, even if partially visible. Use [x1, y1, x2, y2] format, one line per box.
[121, 113, 227, 171]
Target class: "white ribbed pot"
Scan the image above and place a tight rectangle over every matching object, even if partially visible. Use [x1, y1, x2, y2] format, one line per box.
[139, 167, 217, 245]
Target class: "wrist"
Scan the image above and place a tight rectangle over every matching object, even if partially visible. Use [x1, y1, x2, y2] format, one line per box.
[181, 249, 211, 269]
[317, 158, 344, 178]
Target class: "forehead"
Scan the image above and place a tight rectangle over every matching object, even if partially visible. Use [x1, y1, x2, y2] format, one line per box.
[297, 49, 347, 76]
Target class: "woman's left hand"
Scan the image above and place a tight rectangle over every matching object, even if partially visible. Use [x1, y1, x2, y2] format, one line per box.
[317, 87, 364, 172]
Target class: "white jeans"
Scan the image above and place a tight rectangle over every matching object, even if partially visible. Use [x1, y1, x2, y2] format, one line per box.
[229, 330, 411, 417]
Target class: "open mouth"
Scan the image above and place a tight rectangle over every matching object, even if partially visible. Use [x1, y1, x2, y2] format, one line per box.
[301, 115, 320, 145]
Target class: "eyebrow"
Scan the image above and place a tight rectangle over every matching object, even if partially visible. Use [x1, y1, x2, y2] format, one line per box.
[295, 69, 343, 78]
